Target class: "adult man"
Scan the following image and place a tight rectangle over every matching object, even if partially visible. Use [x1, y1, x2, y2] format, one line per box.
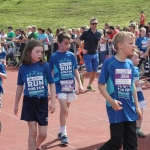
[27, 25, 38, 40]
[6, 26, 15, 43]
[79, 18, 101, 91]
[139, 11, 146, 28]
[107, 26, 119, 41]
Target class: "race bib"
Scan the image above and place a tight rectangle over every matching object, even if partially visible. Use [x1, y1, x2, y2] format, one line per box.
[60, 80, 75, 92]
[115, 69, 131, 86]
[134, 77, 142, 92]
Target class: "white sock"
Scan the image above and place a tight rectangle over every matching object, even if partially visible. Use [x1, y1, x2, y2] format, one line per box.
[61, 126, 67, 136]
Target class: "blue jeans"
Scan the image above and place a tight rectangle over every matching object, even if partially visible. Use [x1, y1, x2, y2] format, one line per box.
[99, 51, 106, 65]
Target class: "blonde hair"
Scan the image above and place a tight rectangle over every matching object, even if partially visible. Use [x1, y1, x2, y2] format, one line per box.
[113, 31, 135, 51]
[139, 27, 146, 33]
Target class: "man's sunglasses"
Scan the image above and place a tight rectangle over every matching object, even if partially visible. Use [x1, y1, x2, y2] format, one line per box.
[91, 23, 97, 25]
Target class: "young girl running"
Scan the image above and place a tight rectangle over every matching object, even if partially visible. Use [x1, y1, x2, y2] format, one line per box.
[49, 32, 83, 145]
[128, 51, 149, 138]
[14, 40, 56, 150]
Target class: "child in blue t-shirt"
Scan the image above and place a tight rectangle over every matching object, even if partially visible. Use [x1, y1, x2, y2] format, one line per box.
[14, 40, 56, 150]
[136, 27, 150, 77]
[0, 62, 7, 108]
[128, 51, 149, 138]
[49, 32, 83, 145]
[0, 61, 6, 133]
[98, 32, 142, 150]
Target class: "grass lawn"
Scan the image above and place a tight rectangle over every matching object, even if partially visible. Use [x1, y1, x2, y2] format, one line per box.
[0, 0, 150, 32]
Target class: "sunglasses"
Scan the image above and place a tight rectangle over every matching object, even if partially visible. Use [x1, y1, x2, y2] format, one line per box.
[91, 23, 97, 25]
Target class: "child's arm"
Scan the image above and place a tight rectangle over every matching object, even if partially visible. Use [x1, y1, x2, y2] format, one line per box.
[74, 69, 83, 93]
[142, 44, 150, 58]
[14, 85, 23, 115]
[132, 84, 142, 119]
[98, 83, 122, 111]
[0, 72, 7, 79]
[49, 83, 56, 113]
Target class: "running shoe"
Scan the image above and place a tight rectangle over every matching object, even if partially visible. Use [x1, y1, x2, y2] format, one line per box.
[87, 85, 95, 91]
[137, 130, 145, 138]
[57, 132, 62, 140]
[61, 135, 68, 145]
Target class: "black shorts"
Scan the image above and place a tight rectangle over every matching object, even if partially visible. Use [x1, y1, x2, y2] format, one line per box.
[21, 95, 48, 126]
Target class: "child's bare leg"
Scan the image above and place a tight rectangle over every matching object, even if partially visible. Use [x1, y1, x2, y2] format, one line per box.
[36, 125, 47, 149]
[59, 99, 70, 136]
[136, 108, 145, 138]
[27, 121, 37, 150]
[136, 109, 143, 128]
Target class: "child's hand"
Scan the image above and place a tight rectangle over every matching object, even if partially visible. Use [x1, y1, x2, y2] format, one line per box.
[82, 49, 88, 54]
[49, 102, 55, 114]
[136, 107, 142, 119]
[134, 80, 141, 87]
[78, 85, 84, 93]
[110, 100, 122, 111]
[14, 107, 19, 116]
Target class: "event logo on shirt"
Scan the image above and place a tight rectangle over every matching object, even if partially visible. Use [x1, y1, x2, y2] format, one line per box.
[115, 69, 131, 99]
[141, 41, 148, 49]
[59, 58, 73, 79]
[27, 71, 44, 96]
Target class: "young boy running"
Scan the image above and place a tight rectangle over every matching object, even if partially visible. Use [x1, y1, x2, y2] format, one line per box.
[98, 31, 142, 150]
[128, 51, 149, 138]
[49, 32, 83, 145]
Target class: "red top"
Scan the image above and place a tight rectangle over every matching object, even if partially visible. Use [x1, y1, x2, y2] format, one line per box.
[140, 14, 145, 25]
[108, 29, 119, 39]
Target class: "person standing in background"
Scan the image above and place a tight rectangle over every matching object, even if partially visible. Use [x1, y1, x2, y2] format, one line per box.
[139, 11, 146, 28]
[79, 18, 101, 91]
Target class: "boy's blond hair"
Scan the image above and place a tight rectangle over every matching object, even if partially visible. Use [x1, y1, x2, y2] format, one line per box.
[113, 31, 135, 51]
[139, 27, 146, 33]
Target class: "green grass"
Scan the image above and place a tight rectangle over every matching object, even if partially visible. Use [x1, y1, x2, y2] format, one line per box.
[0, 0, 150, 33]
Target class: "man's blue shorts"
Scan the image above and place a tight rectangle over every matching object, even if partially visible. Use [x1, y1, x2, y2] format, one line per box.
[83, 53, 99, 72]
[21, 95, 48, 126]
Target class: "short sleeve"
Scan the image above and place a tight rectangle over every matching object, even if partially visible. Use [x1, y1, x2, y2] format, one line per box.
[28, 32, 33, 39]
[45, 63, 54, 84]
[37, 35, 40, 40]
[79, 31, 86, 41]
[49, 54, 54, 70]
[73, 55, 77, 69]
[17, 67, 24, 85]
[98, 59, 109, 84]
[135, 38, 140, 47]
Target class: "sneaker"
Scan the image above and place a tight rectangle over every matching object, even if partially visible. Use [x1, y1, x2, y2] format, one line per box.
[137, 130, 145, 138]
[57, 132, 62, 140]
[98, 64, 103, 69]
[61, 135, 68, 145]
[87, 85, 95, 91]
[80, 74, 84, 85]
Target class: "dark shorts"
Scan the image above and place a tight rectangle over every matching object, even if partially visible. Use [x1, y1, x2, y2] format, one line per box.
[83, 53, 99, 72]
[21, 95, 48, 126]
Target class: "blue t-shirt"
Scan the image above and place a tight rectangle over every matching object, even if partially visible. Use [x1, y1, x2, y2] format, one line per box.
[49, 51, 77, 94]
[0, 62, 6, 93]
[135, 37, 149, 52]
[38, 34, 48, 45]
[134, 66, 145, 101]
[17, 62, 54, 98]
[98, 56, 138, 123]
